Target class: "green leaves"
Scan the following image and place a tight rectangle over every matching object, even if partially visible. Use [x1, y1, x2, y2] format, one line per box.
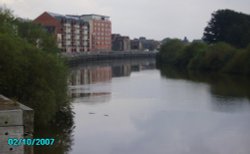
[158, 39, 250, 75]
[203, 9, 250, 48]
[0, 8, 69, 125]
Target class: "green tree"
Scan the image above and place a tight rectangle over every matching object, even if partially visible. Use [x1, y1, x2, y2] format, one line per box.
[177, 42, 207, 67]
[16, 21, 59, 53]
[223, 45, 250, 74]
[0, 7, 69, 125]
[190, 42, 236, 71]
[159, 39, 185, 65]
[203, 9, 250, 48]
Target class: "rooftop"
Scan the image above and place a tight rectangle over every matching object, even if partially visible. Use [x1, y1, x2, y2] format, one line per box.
[80, 14, 109, 18]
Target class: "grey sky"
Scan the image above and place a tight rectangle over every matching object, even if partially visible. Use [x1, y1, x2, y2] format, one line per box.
[1, 0, 250, 40]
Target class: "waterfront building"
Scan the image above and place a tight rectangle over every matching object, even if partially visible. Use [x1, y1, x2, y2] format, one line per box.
[80, 14, 112, 52]
[112, 34, 130, 51]
[34, 12, 112, 52]
[131, 37, 160, 51]
[139, 37, 160, 51]
[130, 39, 143, 51]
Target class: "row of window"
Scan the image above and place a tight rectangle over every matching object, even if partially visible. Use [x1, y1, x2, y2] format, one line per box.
[94, 36, 111, 40]
[61, 44, 89, 47]
[61, 48, 90, 52]
[93, 32, 110, 36]
[95, 41, 111, 45]
[94, 27, 111, 32]
[62, 35, 88, 38]
[93, 22, 110, 28]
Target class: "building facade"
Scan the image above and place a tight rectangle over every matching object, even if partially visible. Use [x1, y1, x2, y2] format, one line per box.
[80, 14, 112, 52]
[131, 37, 160, 51]
[34, 12, 112, 53]
[130, 39, 143, 51]
[112, 34, 130, 51]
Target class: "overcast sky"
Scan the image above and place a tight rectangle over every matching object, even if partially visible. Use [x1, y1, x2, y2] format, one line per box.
[1, 0, 250, 41]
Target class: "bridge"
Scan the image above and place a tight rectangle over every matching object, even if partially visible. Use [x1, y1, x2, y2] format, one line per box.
[62, 51, 158, 66]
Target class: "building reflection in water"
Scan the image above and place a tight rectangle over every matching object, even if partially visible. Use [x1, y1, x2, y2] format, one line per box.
[69, 66, 112, 103]
[112, 65, 131, 77]
[69, 59, 156, 103]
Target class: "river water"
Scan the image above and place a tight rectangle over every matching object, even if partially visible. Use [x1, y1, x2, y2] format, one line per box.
[38, 59, 250, 154]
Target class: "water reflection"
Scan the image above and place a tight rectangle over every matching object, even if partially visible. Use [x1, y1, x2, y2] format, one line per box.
[34, 105, 74, 154]
[159, 66, 250, 112]
[69, 59, 156, 104]
[160, 66, 250, 98]
[112, 65, 131, 77]
[69, 66, 112, 103]
[70, 61, 250, 154]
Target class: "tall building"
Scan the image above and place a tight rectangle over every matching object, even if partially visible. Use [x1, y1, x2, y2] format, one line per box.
[33, 12, 112, 52]
[112, 34, 130, 51]
[80, 14, 112, 52]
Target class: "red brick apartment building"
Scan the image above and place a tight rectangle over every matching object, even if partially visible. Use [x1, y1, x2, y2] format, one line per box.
[80, 14, 112, 52]
[34, 12, 112, 52]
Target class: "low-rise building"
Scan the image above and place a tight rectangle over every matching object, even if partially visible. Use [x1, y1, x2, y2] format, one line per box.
[112, 34, 130, 51]
[131, 37, 160, 51]
[130, 39, 143, 51]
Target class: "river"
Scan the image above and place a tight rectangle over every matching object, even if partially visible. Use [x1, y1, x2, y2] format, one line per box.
[37, 58, 250, 154]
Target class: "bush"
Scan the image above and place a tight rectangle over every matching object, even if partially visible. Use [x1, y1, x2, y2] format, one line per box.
[159, 39, 186, 65]
[224, 45, 250, 74]
[189, 42, 236, 71]
[158, 38, 250, 75]
[177, 42, 207, 68]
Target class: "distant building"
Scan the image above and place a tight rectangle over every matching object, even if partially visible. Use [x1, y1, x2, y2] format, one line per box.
[140, 38, 160, 51]
[112, 34, 130, 51]
[33, 12, 112, 53]
[130, 39, 143, 50]
[131, 37, 160, 51]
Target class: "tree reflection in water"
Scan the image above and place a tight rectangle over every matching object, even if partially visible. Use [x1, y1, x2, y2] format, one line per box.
[33, 104, 75, 154]
[159, 66, 250, 104]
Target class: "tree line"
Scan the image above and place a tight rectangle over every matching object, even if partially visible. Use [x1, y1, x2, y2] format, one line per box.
[158, 9, 250, 75]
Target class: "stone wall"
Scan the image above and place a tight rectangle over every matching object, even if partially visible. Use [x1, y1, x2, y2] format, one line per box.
[0, 95, 34, 154]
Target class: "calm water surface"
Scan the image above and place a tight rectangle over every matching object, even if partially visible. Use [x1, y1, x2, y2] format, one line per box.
[66, 59, 250, 154]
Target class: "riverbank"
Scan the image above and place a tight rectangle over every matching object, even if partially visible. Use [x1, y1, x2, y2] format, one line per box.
[157, 39, 250, 75]
[63, 51, 157, 66]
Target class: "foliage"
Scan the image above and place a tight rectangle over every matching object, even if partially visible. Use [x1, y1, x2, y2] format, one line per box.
[16, 21, 59, 53]
[203, 9, 250, 48]
[189, 42, 236, 71]
[223, 45, 250, 74]
[158, 39, 186, 65]
[158, 38, 250, 75]
[177, 41, 207, 68]
[159, 8, 250, 75]
[0, 7, 16, 35]
[0, 7, 69, 125]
